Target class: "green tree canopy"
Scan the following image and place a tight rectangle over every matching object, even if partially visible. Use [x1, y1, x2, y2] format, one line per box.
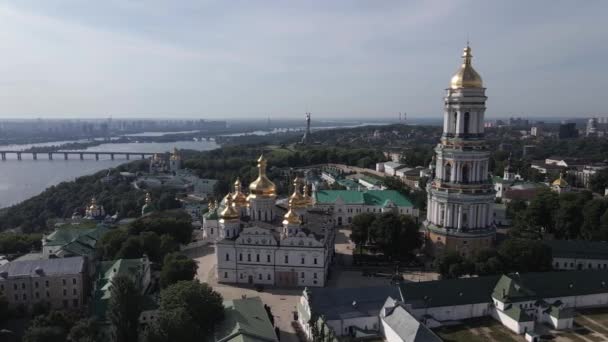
[108, 275, 143, 342]
[160, 253, 198, 288]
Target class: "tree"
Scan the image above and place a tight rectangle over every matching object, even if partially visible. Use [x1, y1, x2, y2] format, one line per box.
[350, 213, 375, 254]
[151, 281, 225, 342]
[116, 236, 144, 259]
[107, 275, 143, 342]
[97, 229, 129, 260]
[160, 234, 179, 258]
[434, 251, 464, 279]
[129, 210, 193, 244]
[140, 232, 162, 263]
[498, 238, 552, 273]
[23, 326, 66, 342]
[68, 318, 99, 342]
[160, 253, 198, 288]
[368, 212, 421, 260]
[581, 199, 608, 240]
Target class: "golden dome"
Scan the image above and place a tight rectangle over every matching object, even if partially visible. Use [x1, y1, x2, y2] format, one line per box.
[450, 44, 483, 89]
[248, 154, 276, 198]
[552, 174, 569, 187]
[289, 177, 308, 208]
[220, 196, 240, 221]
[232, 178, 248, 208]
[283, 198, 302, 225]
[89, 197, 99, 210]
[170, 147, 181, 161]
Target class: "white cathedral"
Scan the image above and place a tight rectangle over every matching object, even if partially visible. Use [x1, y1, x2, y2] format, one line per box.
[204, 155, 336, 287]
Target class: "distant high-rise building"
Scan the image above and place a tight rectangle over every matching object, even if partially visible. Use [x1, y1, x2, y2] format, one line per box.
[531, 126, 541, 136]
[559, 122, 578, 139]
[586, 118, 599, 136]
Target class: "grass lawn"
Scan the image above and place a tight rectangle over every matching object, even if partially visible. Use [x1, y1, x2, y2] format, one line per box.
[434, 317, 522, 342]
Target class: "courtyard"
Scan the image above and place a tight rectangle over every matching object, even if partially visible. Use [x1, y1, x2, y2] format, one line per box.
[184, 227, 439, 342]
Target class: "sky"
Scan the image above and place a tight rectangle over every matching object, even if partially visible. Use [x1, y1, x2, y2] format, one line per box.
[0, 0, 606, 120]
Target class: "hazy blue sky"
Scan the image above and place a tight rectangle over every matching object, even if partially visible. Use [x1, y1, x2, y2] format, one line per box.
[0, 1, 606, 119]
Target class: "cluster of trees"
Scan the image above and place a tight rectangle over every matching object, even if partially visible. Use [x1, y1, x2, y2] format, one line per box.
[0, 232, 41, 255]
[508, 189, 608, 240]
[0, 161, 150, 232]
[351, 212, 421, 261]
[96, 210, 192, 263]
[435, 238, 553, 279]
[185, 145, 387, 196]
[16, 305, 99, 342]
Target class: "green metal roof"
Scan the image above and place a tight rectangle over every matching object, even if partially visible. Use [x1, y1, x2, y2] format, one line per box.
[314, 190, 414, 207]
[215, 297, 278, 342]
[399, 276, 500, 309]
[337, 179, 360, 190]
[45, 225, 108, 257]
[204, 208, 219, 220]
[92, 258, 148, 320]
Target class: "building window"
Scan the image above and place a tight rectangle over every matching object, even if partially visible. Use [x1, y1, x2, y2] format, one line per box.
[258, 274, 262, 280]
[46, 291, 50, 298]
[256, 254, 260, 262]
[23, 294, 27, 300]
[301, 257, 305, 265]
[13, 284, 17, 290]
[35, 292, 40, 299]
[35, 281, 39, 289]
[45, 280, 49, 287]
[224, 272, 228, 278]
[62, 279, 66, 286]
[239, 253, 243, 261]
[240, 274, 243, 279]
[225, 254, 230, 261]
[267, 274, 271, 280]
[301, 272, 305, 278]
[210, 228, 214, 235]
[314, 273, 318, 279]
[314, 258, 318, 265]
[21, 283, 25, 289]
[73, 299, 79, 307]
[267, 255, 271, 262]
[72, 278, 76, 285]
[284, 255, 289, 263]
[247, 254, 251, 262]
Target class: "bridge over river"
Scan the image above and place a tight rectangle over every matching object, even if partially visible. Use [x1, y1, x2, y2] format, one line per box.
[0, 150, 156, 161]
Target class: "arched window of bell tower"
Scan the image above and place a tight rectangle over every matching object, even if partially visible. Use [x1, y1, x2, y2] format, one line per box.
[464, 112, 470, 135]
[462, 164, 469, 183]
[444, 163, 452, 182]
[452, 112, 458, 133]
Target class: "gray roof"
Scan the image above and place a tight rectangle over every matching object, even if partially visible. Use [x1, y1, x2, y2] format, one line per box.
[399, 276, 500, 309]
[308, 285, 401, 320]
[381, 297, 442, 342]
[545, 240, 608, 260]
[0, 256, 85, 279]
[384, 162, 404, 169]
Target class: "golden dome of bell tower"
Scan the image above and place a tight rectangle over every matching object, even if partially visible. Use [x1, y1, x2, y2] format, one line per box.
[450, 43, 483, 89]
[248, 154, 277, 198]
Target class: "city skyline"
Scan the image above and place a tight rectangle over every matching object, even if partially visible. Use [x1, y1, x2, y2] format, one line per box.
[0, 1, 606, 119]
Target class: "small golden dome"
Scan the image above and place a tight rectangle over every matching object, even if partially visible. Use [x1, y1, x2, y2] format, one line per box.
[220, 196, 240, 221]
[552, 174, 569, 187]
[289, 177, 308, 208]
[89, 197, 99, 210]
[450, 44, 483, 89]
[232, 178, 248, 208]
[248, 154, 276, 198]
[170, 147, 181, 161]
[283, 198, 302, 225]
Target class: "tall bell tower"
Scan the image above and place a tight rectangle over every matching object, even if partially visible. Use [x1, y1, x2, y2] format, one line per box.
[425, 43, 495, 257]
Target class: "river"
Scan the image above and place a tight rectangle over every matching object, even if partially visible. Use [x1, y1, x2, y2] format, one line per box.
[0, 140, 219, 208]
